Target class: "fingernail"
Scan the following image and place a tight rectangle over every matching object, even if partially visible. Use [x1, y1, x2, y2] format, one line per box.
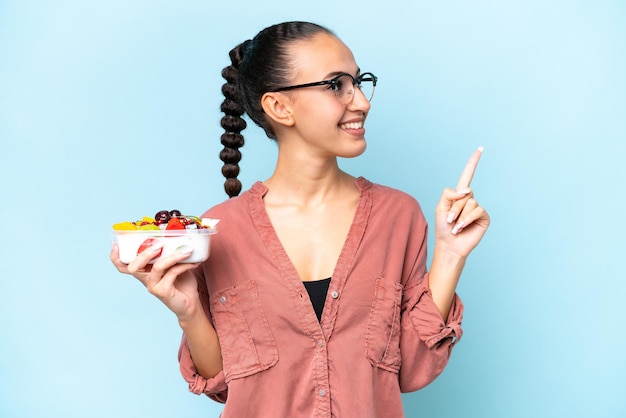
[456, 187, 471, 195]
[150, 243, 163, 253]
[452, 221, 465, 235]
[478, 146, 484, 153]
[447, 212, 456, 223]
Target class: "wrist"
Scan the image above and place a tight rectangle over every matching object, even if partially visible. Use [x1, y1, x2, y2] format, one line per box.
[177, 305, 209, 331]
[432, 243, 467, 269]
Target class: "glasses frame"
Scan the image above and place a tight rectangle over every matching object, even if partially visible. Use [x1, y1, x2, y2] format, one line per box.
[269, 72, 378, 103]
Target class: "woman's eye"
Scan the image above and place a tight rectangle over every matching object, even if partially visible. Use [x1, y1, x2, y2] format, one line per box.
[331, 80, 343, 91]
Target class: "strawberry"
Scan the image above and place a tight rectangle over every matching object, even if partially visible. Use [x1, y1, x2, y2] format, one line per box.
[137, 238, 162, 259]
[165, 217, 186, 230]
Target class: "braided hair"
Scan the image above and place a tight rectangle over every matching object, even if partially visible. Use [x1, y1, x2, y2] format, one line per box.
[219, 21, 334, 197]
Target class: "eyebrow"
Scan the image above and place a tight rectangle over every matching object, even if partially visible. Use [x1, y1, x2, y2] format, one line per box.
[323, 67, 361, 79]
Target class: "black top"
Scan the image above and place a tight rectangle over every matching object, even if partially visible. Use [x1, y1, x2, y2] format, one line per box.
[303, 277, 331, 322]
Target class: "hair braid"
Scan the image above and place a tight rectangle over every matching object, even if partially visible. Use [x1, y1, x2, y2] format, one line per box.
[219, 44, 247, 198]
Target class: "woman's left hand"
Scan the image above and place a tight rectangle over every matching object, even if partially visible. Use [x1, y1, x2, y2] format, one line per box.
[434, 147, 490, 259]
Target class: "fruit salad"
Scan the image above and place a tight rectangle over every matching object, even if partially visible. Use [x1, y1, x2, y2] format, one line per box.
[113, 209, 219, 264]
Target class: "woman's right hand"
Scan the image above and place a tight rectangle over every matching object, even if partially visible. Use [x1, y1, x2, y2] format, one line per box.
[110, 241, 203, 322]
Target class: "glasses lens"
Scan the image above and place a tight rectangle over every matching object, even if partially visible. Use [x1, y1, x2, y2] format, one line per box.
[334, 74, 375, 104]
[358, 75, 375, 102]
[333, 75, 354, 104]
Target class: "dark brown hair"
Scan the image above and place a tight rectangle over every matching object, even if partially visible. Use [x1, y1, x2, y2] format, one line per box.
[219, 21, 334, 197]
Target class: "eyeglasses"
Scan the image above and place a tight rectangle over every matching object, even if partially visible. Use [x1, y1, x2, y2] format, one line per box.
[269, 72, 378, 105]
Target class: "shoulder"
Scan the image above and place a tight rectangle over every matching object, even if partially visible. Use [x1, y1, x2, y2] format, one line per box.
[199, 181, 265, 221]
[358, 177, 424, 215]
[201, 195, 248, 222]
[358, 178, 429, 250]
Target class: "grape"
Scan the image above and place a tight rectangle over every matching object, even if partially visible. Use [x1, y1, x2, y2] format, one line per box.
[169, 209, 182, 218]
[154, 210, 171, 225]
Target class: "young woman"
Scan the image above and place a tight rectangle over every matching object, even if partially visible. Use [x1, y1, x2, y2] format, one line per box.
[111, 21, 489, 418]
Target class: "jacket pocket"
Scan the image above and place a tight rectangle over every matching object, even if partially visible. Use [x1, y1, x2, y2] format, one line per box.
[210, 280, 278, 381]
[365, 277, 403, 372]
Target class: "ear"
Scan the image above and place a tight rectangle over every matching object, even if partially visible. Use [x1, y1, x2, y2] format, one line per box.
[261, 92, 295, 128]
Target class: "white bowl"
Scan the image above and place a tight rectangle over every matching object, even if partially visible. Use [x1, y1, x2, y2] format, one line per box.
[114, 228, 217, 264]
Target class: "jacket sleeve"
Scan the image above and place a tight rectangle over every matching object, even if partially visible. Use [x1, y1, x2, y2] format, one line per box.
[398, 273, 463, 392]
[397, 204, 464, 392]
[177, 266, 229, 403]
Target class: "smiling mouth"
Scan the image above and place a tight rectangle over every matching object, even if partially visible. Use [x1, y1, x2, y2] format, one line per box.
[339, 121, 364, 130]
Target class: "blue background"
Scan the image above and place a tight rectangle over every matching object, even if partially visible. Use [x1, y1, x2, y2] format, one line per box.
[1, 1, 625, 417]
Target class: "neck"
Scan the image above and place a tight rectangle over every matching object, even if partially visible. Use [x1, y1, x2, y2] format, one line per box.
[263, 155, 355, 207]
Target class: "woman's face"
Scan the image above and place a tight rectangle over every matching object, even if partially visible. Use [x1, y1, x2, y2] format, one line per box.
[280, 33, 372, 159]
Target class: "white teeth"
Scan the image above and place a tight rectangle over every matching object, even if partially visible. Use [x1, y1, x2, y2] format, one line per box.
[340, 121, 363, 130]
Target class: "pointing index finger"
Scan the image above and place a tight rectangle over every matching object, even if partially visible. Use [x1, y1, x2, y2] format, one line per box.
[456, 146, 484, 190]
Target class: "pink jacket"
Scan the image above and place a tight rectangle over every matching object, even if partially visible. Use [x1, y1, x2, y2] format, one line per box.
[179, 178, 463, 418]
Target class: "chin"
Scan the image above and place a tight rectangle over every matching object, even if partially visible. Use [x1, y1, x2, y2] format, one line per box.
[339, 140, 367, 159]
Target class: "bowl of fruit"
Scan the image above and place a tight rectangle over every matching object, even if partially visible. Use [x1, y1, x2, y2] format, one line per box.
[113, 209, 219, 264]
